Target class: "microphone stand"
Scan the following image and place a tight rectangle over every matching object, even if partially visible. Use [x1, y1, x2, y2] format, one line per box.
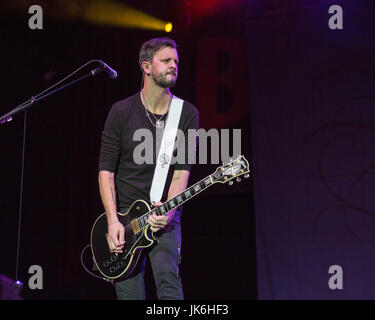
[0, 68, 106, 124]
[0, 63, 112, 293]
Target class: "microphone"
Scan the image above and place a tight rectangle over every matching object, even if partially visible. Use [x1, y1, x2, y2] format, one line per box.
[91, 60, 118, 79]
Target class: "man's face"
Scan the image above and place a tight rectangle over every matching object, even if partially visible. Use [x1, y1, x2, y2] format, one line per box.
[149, 46, 179, 88]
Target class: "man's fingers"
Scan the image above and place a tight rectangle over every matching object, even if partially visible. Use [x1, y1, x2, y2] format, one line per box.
[156, 216, 168, 225]
[110, 235, 124, 250]
[107, 233, 124, 256]
[149, 215, 161, 224]
[148, 214, 168, 231]
[118, 228, 125, 245]
[153, 201, 163, 207]
[110, 241, 123, 255]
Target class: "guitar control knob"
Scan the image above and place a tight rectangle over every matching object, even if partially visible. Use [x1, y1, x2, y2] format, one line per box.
[228, 181, 234, 185]
[244, 174, 249, 179]
[236, 177, 241, 182]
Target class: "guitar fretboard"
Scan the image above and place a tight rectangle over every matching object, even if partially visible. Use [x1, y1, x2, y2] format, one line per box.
[137, 174, 216, 230]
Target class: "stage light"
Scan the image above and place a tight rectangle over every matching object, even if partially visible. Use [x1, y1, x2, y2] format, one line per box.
[3, 0, 173, 32]
[165, 22, 173, 33]
[82, 0, 171, 32]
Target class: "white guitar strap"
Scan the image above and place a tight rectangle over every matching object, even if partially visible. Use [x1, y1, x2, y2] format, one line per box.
[150, 96, 184, 204]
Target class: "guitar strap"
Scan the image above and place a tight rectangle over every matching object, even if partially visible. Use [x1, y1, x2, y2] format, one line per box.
[149, 95, 183, 204]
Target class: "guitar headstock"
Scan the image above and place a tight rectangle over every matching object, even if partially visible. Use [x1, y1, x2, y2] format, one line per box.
[211, 155, 250, 185]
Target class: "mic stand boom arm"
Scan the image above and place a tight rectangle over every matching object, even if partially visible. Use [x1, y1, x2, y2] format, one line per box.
[0, 66, 107, 124]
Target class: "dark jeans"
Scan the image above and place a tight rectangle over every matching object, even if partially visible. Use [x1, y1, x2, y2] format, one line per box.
[114, 222, 183, 300]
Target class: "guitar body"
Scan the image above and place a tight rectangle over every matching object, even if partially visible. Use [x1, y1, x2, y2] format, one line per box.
[90, 200, 157, 280]
[89, 156, 250, 281]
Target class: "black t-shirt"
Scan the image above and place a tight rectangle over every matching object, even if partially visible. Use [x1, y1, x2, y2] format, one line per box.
[98, 92, 199, 223]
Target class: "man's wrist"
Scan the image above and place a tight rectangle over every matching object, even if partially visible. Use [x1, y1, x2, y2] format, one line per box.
[108, 220, 120, 227]
[106, 211, 119, 225]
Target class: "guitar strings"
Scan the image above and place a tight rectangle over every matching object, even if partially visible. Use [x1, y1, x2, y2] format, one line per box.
[117, 159, 245, 234]
[129, 176, 213, 233]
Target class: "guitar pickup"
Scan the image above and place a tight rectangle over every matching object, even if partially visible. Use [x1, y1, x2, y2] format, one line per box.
[131, 219, 141, 234]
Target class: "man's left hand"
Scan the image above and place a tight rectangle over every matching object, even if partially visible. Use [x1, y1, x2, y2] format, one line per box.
[148, 202, 170, 232]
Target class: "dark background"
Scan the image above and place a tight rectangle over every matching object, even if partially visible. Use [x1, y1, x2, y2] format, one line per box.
[0, 0, 253, 300]
[1, 0, 374, 300]
[247, 0, 375, 299]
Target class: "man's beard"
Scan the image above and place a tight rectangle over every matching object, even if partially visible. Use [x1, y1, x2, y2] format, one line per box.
[153, 71, 177, 88]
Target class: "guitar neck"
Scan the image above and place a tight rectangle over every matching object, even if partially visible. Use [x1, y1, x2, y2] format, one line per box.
[133, 155, 250, 231]
[138, 174, 215, 228]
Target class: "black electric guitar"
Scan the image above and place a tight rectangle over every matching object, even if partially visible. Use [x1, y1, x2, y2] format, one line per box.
[90, 155, 250, 280]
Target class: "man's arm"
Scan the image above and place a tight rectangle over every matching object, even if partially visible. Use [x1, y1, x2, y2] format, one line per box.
[98, 170, 125, 254]
[147, 170, 190, 232]
[166, 170, 190, 223]
[98, 170, 118, 224]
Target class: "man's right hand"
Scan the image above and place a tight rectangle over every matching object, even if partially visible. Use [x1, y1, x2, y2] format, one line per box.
[107, 221, 125, 255]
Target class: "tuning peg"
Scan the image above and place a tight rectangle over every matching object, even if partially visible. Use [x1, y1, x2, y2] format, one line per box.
[244, 174, 250, 179]
[228, 180, 234, 185]
[236, 177, 241, 182]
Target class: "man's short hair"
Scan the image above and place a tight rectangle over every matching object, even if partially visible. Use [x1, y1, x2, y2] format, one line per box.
[139, 37, 177, 72]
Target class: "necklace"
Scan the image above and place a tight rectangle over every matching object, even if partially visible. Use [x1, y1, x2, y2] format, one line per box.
[141, 90, 170, 128]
